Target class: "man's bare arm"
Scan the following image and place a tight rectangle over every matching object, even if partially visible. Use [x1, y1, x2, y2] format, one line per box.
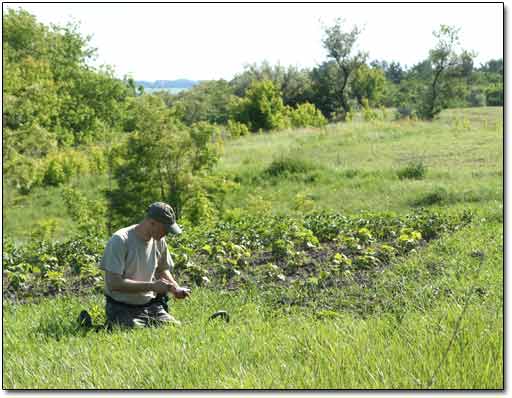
[156, 269, 190, 299]
[106, 271, 170, 295]
[156, 269, 178, 287]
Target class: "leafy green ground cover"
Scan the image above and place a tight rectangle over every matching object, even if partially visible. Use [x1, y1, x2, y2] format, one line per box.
[2, 107, 503, 388]
[3, 208, 471, 305]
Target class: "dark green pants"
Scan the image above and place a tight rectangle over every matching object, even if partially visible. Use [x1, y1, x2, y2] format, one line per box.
[106, 296, 180, 328]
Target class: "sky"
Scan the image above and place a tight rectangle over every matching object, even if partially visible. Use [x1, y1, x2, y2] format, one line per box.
[4, 3, 504, 82]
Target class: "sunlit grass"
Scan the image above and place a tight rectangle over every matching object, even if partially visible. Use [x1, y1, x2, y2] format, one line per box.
[2, 107, 503, 389]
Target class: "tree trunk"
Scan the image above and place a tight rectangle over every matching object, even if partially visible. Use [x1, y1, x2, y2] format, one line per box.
[338, 63, 351, 120]
[429, 67, 444, 119]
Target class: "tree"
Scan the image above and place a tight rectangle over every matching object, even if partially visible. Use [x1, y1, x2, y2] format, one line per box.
[230, 61, 284, 97]
[480, 58, 503, 75]
[233, 80, 289, 132]
[108, 95, 221, 228]
[418, 25, 475, 120]
[321, 18, 367, 120]
[166, 80, 235, 126]
[350, 65, 386, 107]
[386, 61, 405, 84]
[310, 61, 341, 118]
[3, 9, 136, 194]
[230, 62, 314, 108]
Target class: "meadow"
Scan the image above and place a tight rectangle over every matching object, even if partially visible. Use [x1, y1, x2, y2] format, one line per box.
[2, 107, 503, 389]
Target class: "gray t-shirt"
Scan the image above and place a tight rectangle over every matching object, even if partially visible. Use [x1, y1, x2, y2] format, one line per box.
[100, 225, 174, 305]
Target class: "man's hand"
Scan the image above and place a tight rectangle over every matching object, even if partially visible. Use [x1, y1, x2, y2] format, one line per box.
[171, 286, 191, 299]
[152, 279, 171, 295]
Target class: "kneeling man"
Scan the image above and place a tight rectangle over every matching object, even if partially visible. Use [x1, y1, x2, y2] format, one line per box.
[100, 202, 190, 328]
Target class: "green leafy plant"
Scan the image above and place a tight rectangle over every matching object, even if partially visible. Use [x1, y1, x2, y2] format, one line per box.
[226, 119, 250, 137]
[288, 102, 327, 128]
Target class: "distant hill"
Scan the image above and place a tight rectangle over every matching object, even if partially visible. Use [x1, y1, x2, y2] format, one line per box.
[136, 79, 198, 90]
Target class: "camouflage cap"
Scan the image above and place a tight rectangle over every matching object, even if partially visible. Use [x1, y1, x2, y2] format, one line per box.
[147, 202, 182, 235]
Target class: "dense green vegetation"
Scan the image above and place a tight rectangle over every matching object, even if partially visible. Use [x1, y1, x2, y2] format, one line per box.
[3, 106, 503, 388]
[2, 8, 503, 389]
[3, 9, 502, 222]
[3, 203, 503, 388]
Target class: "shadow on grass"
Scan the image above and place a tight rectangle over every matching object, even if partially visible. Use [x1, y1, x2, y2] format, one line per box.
[32, 312, 107, 341]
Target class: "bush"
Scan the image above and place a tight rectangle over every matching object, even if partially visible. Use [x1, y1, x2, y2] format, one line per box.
[288, 102, 327, 128]
[30, 218, 60, 240]
[43, 159, 67, 186]
[234, 80, 289, 132]
[467, 89, 487, 107]
[182, 186, 216, 226]
[412, 187, 449, 206]
[41, 149, 93, 187]
[397, 161, 426, 180]
[395, 105, 416, 120]
[264, 156, 316, 177]
[4, 154, 45, 194]
[362, 102, 379, 122]
[89, 146, 107, 174]
[486, 84, 503, 106]
[226, 120, 250, 138]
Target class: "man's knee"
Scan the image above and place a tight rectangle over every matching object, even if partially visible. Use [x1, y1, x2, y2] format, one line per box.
[106, 302, 147, 329]
[157, 312, 181, 326]
[148, 303, 181, 325]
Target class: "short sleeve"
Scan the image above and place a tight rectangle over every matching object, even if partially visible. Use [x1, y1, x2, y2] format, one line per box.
[100, 235, 126, 275]
[157, 239, 174, 273]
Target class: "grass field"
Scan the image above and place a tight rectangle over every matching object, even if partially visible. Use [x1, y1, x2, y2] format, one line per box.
[2, 107, 503, 389]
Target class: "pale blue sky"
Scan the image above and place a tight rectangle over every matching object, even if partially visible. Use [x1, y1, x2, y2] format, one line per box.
[4, 3, 504, 81]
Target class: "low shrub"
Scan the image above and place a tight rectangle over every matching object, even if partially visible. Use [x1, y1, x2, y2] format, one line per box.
[412, 187, 449, 207]
[288, 102, 327, 128]
[395, 105, 416, 120]
[361, 98, 379, 122]
[226, 120, 250, 138]
[342, 169, 360, 179]
[43, 159, 67, 186]
[397, 161, 426, 180]
[264, 156, 316, 178]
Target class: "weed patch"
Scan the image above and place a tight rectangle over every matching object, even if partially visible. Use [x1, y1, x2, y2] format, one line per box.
[264, 156, 317, 178]
[397, 161, 427, 180]
[412, 187, 449, 206]
[411, 187, 498, 207]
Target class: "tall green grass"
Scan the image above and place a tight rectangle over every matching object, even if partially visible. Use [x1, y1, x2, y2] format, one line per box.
[215, 107, 502, 216]
[2, 299, 502, 389]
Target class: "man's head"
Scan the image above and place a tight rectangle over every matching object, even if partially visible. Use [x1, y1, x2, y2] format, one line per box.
[146, 202, 182, 239]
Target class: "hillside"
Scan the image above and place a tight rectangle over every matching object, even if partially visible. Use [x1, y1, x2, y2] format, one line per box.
[3, 107, 503, 242]
[3, 107, 503, 388]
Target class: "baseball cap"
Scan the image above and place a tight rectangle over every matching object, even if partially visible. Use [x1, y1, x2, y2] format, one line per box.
[147, 202, 182, 235]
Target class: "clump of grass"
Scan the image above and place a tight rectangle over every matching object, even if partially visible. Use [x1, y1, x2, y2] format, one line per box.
[264, 156, 317, 178]
[397, 161, 427, 180]
[412, 187, 449, 206]
[341, 169, 359, 179]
